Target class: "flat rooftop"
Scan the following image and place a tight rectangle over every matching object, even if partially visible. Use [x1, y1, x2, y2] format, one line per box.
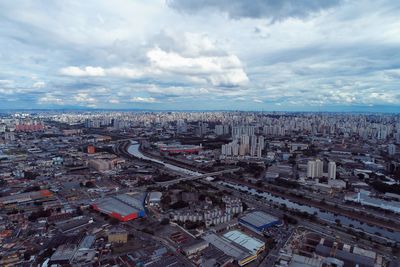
[50, 244, 77, 262]
[93, 193, 145, 217]
[223, 230, 264, 255]
[202, 233, 250, 260]
[239, 211, 279, 227]
[0, 189, 52, 204]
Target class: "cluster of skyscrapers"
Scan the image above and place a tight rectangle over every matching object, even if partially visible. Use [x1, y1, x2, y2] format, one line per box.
[221, 126, 264, 158]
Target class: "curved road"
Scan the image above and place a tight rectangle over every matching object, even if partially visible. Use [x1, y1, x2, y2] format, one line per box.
[127, 141, 203, 176]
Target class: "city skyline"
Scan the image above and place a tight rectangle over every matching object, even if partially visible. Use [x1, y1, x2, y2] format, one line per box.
[1, 0, 400, 111]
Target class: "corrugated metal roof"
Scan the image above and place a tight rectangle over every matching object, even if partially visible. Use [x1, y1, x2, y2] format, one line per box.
[203, 233, 250, 260]
[240, 211, 279, 227]
[223, 230, 264, 255]
[94, 193, 144, 216]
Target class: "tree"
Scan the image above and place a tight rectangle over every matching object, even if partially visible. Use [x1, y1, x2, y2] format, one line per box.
[288, 155, 297, 165]
[283, 214, 298, 225]
[170, 200, 189, 210]
[357, 173, 365, 180]
[76, 207, 83, 216]
[28, 209, 51, 222]
[160, 218, 170, 225]
[109, 218, 120, 225]
[85, 181, 95, 188]
[161, 195, 171, 207]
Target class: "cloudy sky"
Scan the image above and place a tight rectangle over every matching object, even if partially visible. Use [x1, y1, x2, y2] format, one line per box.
[0, 0, 399, 111]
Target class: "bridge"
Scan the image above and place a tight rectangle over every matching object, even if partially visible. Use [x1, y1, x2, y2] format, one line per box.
[155, 168, 240, 186]
[114, 139, 240, 186]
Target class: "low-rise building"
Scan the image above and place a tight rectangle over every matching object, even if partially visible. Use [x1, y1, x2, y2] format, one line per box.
[108, 228, 128, 243]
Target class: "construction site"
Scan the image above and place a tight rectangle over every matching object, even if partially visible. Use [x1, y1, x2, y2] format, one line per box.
[276, 229, 388, 267]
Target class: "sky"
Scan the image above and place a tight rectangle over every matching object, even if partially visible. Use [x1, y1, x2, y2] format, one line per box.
[0, 0, 400, 111]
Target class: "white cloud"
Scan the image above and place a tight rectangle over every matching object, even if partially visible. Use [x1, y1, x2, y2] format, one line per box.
[59, 32, 248, 87]
[33, 81, 45, 88]
[38, 93, 64, 105]
[109, 99, 120, 104]
[147, 46, 248, 86]
[60, 66, 106, 77]
[130, 97, 157, 103]
[1, 0, 400, 109]
[74, 93, 97, 103]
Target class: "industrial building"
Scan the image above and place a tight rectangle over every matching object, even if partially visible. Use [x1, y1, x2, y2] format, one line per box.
[202, 230, 265, 266]
[159, 144, 202, 154]
[88, 159, 113, 172]
[182, 240, 209, 256]
[0, 189, 53, 206]
[223, 230, 265, 256]
[92, 193, 146, 221]
[239, 211, 280, 234]
[108, 228, 128, 243]
[282, 232, 385, 267]
[49, 244, 78, 265]
[345, 192, 400, 214]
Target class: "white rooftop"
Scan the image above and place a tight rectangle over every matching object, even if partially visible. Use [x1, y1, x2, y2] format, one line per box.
[223, 230, 264, 255]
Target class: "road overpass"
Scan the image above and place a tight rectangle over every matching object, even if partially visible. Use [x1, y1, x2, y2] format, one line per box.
[155, 168, 240, 186]
[115, 139, 240, 186]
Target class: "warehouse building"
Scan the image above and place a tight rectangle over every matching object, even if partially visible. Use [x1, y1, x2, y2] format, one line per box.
[223, 230, 265, 256]
[92, 193, 145, 222]
[49, 244, 77, 265]
[0, 189, 53, 207]
[202, 230, 265, 266]
[182, 240, 209, 256]
[239, 211, 280, 234]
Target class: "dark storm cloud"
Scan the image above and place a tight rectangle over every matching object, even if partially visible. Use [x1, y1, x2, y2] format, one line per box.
[167, 0, 342, 21]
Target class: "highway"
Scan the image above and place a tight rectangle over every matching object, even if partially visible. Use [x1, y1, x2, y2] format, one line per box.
[116, 140, 239, 186]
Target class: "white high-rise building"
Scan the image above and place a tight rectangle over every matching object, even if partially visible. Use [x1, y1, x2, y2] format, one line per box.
[396, 132, 400, 144]
[223, 125, 230, 135]
[250, 144, 257, 157]
[307, 161, 316, 178]
[328, 161, 336, 180]
[215, 125, 224, 136]
[232, 142, 239, 156]
[241, 135, 250, 146]
[388, 144, 396, 155]
[256, 145, 262, 158]
[177, 119, 187, 133]
[0, 124, 6, 133]
[258, 136, 264, 150]
[315, 159, 323, 178]
[307, 159, 323, 178]
[251, 135, 257, 146]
